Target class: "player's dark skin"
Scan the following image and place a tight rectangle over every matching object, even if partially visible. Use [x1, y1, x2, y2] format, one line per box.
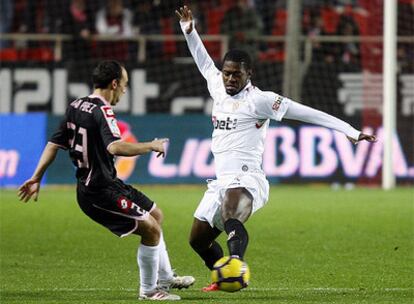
[177, 5, 377, 262]
[222, 61, 251, 96]
[176, 5, 253, 257]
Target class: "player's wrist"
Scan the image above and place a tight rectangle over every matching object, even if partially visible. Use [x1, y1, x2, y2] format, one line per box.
[180, 20, 194, 34]
[148, 141, 159, 153]
[30, 176, 41, 182]
[349, 129, 361, 141]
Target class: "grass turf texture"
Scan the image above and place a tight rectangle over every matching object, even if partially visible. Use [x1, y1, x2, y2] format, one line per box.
[0, 185, 413, 303]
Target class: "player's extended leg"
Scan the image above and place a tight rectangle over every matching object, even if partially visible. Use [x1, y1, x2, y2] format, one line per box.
[221, 187, 253, 259]
[189, 218, 223, 270]
[134, 215, 180, 300]
[150, 207, 195, 290]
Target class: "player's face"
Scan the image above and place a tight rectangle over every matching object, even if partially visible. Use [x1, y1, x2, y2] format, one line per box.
[222, 61, 251, 96]
[111, 68, 128, 106]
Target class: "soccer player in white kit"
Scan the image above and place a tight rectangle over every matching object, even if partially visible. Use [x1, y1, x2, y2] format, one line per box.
[176, 6, 376, 292]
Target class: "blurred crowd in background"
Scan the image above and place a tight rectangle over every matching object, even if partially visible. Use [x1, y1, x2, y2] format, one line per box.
[0, 0, 413, 70]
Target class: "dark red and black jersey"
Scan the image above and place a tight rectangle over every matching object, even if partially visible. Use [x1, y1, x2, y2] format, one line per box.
[50, 95, 121, 187]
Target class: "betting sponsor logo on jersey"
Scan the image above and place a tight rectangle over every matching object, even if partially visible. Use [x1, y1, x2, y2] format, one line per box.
[212, 116, 238, 130]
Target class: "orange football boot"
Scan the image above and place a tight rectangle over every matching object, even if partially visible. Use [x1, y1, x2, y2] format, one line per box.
[202, 282, 220, 292]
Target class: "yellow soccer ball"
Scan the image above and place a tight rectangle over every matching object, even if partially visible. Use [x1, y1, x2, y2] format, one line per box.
[211, 256, 250, 292]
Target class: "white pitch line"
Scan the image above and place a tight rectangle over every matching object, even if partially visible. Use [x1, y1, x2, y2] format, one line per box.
[19, 287, 413, 292]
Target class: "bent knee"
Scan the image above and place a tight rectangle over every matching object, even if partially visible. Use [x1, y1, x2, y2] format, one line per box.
[135, 216, 161, 244]
[150, 207, 164, 225]
[146, 221, 161, 238]
[189, 235, 201, 250]
[189, 234, 211, 252]
[222, 188, 253, 222]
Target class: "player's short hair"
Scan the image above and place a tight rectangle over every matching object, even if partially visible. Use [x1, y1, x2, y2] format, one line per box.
[92, 60, 123, 89]
[223, 49, 252, 70]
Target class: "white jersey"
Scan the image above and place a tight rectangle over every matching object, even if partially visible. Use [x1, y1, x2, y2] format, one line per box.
[209, 79, 290, 177]
[180, 21, 360, 178]
[180, 22, 289, 177]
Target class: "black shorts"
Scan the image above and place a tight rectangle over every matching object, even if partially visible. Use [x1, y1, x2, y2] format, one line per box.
[77, 179, 155, 237]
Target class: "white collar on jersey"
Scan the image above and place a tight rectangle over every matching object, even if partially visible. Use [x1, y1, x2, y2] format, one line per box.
[230, 81, 253, 99]
[88, 94, 111, 106]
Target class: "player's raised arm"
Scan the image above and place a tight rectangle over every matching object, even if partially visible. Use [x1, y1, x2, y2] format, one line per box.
[175, 6, 219, 81]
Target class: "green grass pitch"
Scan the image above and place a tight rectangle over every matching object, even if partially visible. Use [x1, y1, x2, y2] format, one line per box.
[1, 185, 413, 303]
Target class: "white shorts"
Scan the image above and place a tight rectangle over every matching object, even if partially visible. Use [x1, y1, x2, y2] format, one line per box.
[194, 172, 269, 231]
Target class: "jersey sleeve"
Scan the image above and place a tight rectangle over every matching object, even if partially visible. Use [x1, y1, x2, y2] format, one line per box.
[180, 21, 221, 85]
[283, 100, 361, 140]
[49, 118, 69, 149]
[97, 105, 122, 149]
[253, 91, 290, 121]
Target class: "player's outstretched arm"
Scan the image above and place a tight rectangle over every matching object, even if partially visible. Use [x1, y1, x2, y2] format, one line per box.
[284, 100, 377, 144]
[18, 142, 60, 202]
[108, 138, 169, 158]
[175, 6, 219, 81]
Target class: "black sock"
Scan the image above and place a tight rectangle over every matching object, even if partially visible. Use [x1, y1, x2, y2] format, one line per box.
[197, 241, 224, 270]
[224, 218, 249, 259]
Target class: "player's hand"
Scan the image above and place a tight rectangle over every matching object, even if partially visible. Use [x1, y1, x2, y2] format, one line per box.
[347, 133, 377, 145]
[18, 178, 41, 203]
[175, 6, 193, 34]
[152, 138, 169, 158]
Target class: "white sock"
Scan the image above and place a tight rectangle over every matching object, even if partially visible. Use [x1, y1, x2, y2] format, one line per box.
[158, 231, 174, 283]
[138, 243, 160, 293]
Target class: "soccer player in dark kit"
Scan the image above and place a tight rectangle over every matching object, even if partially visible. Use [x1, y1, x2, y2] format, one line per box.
[18, 60, 194, 301]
